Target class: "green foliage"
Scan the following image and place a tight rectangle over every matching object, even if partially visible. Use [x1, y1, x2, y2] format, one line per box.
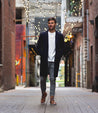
[69, 0, 81, 16]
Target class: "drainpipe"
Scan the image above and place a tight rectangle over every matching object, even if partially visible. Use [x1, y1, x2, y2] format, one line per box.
[87, 10, 89, 61]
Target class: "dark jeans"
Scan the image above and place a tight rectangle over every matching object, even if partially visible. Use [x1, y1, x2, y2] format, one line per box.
[40, 62, 56, 96]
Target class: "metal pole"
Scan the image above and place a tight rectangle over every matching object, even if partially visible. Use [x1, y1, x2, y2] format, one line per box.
[26, 22, 29, 87]
[26, 22, 27, 86]
[21, 35, 23, 85]
[61, 0, 66, 33]
[26, 0, 29, 87]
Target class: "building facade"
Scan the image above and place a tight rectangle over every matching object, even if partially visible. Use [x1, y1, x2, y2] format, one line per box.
[0, 0, 16, 91]
[63, 0, 98, 92]
[63, 0, 83, 87]
[89, 0, 98, 91]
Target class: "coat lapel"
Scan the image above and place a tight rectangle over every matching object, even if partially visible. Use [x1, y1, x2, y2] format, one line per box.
[55, 31, 58, 50]
[46, 31, 48, 57]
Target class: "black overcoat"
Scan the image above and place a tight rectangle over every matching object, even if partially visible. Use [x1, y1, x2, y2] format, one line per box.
[37, 31, 64, 77]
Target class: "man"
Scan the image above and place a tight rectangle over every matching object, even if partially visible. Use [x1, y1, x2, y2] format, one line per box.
[37, 17, 64, 105]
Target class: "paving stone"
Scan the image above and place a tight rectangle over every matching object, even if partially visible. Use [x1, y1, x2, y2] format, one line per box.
[0, 87, 98, 113]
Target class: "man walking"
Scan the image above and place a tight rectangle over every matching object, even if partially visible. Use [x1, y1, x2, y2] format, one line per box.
[37, 17, 64, 105]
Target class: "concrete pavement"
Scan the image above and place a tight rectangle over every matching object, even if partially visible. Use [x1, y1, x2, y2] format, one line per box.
[0, 87, 98, 113]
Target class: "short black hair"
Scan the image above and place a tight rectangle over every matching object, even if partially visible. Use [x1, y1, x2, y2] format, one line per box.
[48, 17, 56, 23]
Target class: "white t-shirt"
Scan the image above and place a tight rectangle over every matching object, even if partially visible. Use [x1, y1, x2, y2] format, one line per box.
[48, 31, 56, 62]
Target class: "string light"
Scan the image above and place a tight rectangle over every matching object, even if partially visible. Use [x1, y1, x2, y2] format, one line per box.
[63, 0, 83, 36]
[20, 0, 83, 41]
[21, 0, 62, 39]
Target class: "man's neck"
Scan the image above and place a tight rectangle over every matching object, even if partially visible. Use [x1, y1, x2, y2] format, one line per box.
[48, 29, 56, 33]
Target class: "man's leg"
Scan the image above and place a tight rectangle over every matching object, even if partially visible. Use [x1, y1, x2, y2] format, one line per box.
[40, 76, 47, 94]
[48, 62, 56, 105]
[40, 76, 47, 103]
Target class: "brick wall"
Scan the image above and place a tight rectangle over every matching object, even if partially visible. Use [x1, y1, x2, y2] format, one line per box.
[0, 0, 16, 90]
[82, 0, 89, 88]
[74, 33, 83, 87]
[89, 0, 98, 89]
[0, 0, 2, 64]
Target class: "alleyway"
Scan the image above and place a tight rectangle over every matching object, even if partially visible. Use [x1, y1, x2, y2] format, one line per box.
[0, 87, 98, 113]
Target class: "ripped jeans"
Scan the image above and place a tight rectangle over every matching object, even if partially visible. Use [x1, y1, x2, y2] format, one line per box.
[40, 62, 56, 96]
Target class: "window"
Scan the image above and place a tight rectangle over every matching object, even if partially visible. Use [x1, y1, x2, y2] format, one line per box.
[0, 0, 2, 64]
[16, 9, 22, 24]
[67, 0, 82, 16]
[95, 16, 98, 38]
[95, 16, 98, 29]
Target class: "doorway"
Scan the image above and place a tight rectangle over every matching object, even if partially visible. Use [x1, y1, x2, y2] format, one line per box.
[91, 46, 93, 85]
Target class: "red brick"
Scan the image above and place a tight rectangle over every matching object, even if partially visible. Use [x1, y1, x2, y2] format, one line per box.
[0, 0, 16, 90]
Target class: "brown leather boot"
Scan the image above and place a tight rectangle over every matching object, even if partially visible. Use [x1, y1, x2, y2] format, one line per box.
[50, 96, 56, 105]
[41, 92, 47, 104]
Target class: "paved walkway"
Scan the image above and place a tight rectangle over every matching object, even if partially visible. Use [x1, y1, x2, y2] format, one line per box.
[0, 87, 98, 113]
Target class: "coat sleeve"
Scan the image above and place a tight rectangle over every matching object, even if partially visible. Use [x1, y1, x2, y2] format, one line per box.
[61, 34, 65, 56]
[36, 33, 42, 56]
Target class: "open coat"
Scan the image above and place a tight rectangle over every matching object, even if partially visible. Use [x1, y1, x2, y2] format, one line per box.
[37, 31, 64, 77]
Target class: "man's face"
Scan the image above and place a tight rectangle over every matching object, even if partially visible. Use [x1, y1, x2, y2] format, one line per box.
[48, 20, 56, 31]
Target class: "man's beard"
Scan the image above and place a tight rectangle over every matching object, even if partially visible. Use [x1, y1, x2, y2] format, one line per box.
[49, 26, 55, 31]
